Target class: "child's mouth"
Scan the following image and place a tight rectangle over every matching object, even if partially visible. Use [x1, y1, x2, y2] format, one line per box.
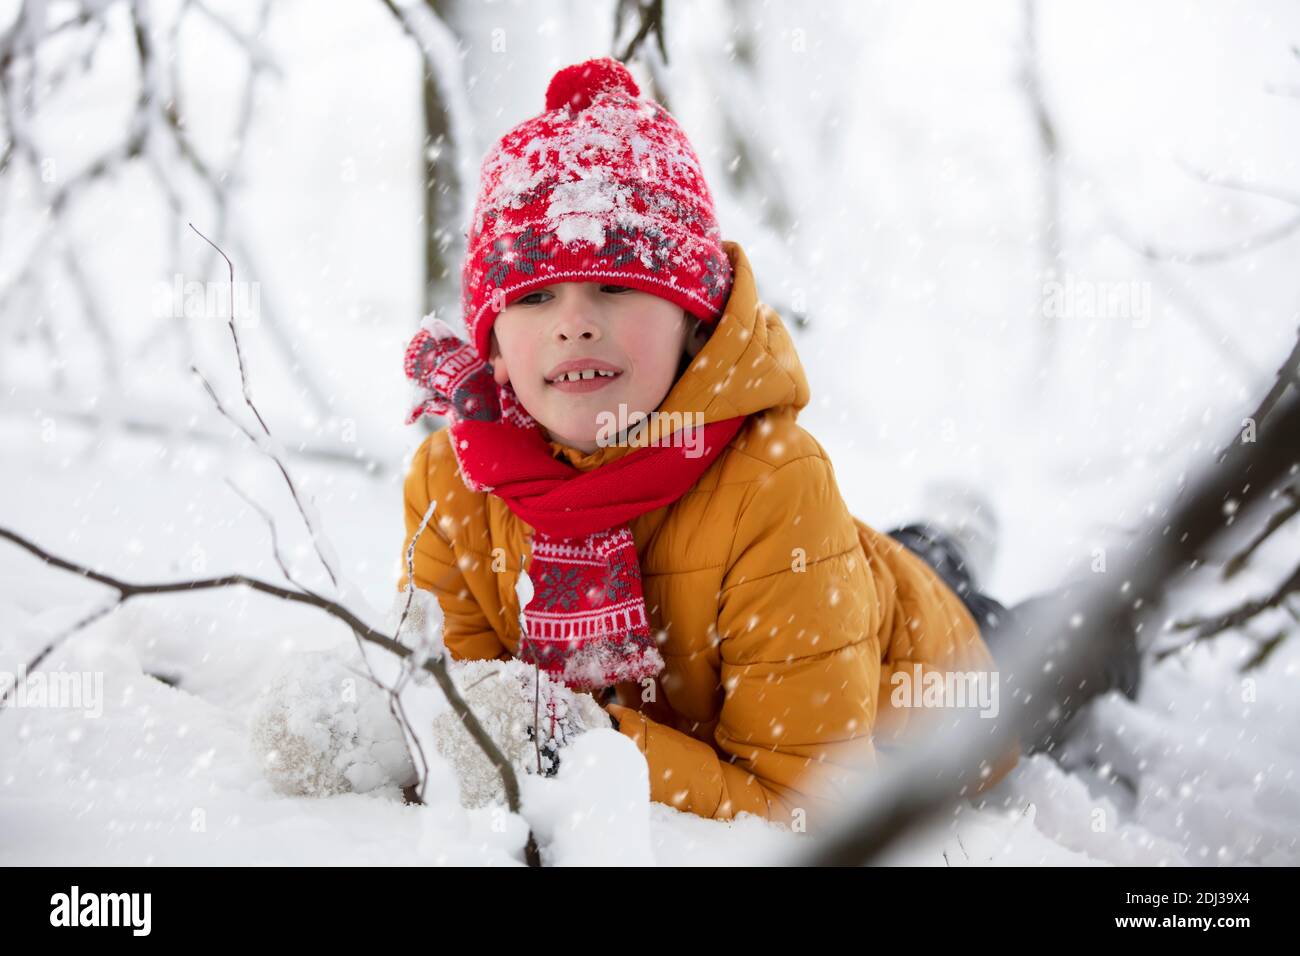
[545, 370, 622, 394]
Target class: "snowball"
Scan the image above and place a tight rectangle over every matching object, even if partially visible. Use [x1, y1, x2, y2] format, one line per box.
[428, 657, 613, 810]
[248, 649, 416, 798]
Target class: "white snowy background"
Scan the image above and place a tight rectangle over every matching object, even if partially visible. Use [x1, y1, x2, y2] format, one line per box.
[1, 0, 1297, 865]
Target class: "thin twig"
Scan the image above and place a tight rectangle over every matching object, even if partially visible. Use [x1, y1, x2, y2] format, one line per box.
[1235, 325, 1300, 449]
[1223, 483, 1300, 579]
[225, 478, 319, 597]
[1161, 563, 1300, 658]
[614, 0, 668, 65]
[187, 222, 341, 592]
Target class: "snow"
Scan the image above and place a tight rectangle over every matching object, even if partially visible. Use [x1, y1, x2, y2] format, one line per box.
[521, 729, 657, 866]
[4, 422, 1295, 865]
[2, 0, 1298, 865]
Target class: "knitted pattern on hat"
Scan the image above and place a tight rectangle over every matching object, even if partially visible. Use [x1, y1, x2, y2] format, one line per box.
[460, 56, 732, 361]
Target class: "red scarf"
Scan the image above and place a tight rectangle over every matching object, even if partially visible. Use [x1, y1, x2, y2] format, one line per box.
[404, 318, 746, 691]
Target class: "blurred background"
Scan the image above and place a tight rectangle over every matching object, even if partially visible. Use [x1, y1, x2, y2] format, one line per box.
[1, 0, 1297, 864]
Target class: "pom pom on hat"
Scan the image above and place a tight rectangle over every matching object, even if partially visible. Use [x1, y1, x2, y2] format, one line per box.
[544, 56, 641, 113]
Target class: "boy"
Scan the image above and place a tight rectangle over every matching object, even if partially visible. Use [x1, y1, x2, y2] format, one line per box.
[399, 57, 1017, 829]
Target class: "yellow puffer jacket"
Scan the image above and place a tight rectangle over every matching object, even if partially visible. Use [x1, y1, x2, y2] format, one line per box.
[398, 240, 1018, 830]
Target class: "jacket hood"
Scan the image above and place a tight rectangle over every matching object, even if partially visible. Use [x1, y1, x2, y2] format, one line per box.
[547, 240, 810, 471]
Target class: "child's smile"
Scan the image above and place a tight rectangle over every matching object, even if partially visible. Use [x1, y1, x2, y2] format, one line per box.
[543, 357, 625, 393]
[489, 281, 697, 453]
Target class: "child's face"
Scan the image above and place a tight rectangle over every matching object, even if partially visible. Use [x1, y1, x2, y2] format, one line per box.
[489, 281, 708, 453]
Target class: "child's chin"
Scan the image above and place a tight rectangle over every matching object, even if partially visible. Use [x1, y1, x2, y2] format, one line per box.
[538, 409, 608, 443]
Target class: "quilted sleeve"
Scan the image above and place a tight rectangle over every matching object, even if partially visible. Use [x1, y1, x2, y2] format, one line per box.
[398, 431, 510, 663]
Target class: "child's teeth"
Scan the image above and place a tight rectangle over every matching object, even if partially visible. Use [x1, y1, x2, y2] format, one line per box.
[554, 369, 617, 382]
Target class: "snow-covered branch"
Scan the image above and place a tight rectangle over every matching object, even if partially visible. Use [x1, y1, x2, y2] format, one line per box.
[793, 386, 1300, 865]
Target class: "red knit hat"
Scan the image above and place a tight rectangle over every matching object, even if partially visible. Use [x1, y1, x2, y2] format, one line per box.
[460, 56, 733, 362]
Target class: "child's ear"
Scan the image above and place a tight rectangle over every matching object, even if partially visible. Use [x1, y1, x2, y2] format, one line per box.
[488, 331, 510, 386]
[684, 315, 710, 358]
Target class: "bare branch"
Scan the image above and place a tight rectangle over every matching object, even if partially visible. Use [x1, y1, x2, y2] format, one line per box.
[225, 478, 320, 598]
[1237, 324, 1300, 442]
[189, 0, 283, 79]
[791, 387, 1300, 865]
[192, 364, 343, 592]
[1020, 0, 1064, 369]
[0, 596, 120, 710]
[1176, 158, 1300, 210]
[1161, 563, 1300, 658]
[614, 0, 668, 65]
[188, 222, 342, 592]
[1240, 629, 1289, 673]
[397, 498, 438, 650]
[1223, 482, 1300, 579]
[0, 386, 387, 473]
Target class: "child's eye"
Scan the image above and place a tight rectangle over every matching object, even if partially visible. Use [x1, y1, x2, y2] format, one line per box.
[513, 285, 629, 306]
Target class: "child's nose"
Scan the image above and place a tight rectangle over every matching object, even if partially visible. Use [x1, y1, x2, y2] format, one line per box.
[552, 302, 603, 343]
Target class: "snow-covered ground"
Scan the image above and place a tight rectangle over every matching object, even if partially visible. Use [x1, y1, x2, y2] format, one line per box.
[3, 420, 1296, 866]
[2, 0, 1298, 864]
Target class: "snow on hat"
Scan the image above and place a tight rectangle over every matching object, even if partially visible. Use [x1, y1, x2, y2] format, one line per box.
[460, 56, 733, 362]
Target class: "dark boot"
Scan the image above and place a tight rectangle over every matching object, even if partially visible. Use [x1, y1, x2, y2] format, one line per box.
[886, 521, 1012, 653]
